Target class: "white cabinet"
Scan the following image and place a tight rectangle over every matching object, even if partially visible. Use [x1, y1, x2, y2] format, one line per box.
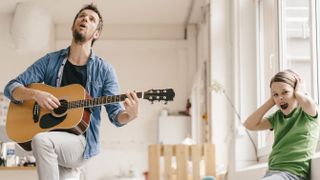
[157, 115, 191, 144]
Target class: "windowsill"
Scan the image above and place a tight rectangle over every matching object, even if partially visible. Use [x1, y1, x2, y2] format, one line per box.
[238, 162, 267, 172]
[236, 152, 320, 179]
[312, 151, 320, 158]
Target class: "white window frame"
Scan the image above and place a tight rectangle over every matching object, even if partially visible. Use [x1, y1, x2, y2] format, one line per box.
[256, 0, 280, 159]
[314, 0, 320, 104]
[257, 0, 320, 159]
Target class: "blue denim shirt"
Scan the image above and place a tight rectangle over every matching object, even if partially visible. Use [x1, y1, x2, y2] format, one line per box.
[4, 47, 124, 159]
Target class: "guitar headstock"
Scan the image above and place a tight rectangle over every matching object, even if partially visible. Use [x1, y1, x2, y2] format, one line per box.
[144, 88, 175, 103]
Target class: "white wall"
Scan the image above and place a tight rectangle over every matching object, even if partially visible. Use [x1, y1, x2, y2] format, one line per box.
[235, 0, 259, 169]
[210, 0, 232, 174]
[191, 0, 258, 178]
[0, 13, 52, 91]
[208, 0, 262, 179]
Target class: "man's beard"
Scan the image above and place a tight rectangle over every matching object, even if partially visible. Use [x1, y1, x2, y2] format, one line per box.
[73, 29, 86, 44]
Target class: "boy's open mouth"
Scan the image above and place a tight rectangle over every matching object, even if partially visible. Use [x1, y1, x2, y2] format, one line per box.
[280, 103, 289, 110]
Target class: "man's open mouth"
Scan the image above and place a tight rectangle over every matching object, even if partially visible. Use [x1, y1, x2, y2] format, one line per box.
[79, 24, 86, 29]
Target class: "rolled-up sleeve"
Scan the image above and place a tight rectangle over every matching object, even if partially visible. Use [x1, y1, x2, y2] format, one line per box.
[4, 81, 24, 103]
[102, 64, 125, 127]
[3, 54, 48, 103]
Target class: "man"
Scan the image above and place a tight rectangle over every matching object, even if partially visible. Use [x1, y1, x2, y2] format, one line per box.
[4, 4, 139, 180]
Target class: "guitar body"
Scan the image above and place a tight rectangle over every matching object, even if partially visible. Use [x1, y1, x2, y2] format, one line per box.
[6, 83, 91, 151]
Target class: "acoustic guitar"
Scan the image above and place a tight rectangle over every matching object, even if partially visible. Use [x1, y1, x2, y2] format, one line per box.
[6, 83, 175, 151]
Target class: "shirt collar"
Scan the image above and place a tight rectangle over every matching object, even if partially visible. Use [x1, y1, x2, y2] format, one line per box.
[61, 46, 96, 61]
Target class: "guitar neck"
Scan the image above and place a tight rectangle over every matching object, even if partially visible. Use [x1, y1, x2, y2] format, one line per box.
[67, 92, 143, 109]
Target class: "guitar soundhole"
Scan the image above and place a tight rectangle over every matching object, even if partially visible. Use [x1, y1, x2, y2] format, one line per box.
[40, 99, 68, 129]
[53, 99, 68, 115]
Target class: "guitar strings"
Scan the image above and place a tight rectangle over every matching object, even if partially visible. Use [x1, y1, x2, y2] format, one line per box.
[54, 92, 147, 109]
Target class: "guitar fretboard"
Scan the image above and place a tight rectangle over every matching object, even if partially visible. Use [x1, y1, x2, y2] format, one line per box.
[67, 92, 143, 109]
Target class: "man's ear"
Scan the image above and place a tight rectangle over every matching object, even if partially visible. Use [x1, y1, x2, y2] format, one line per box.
[93, 30, 100, 40]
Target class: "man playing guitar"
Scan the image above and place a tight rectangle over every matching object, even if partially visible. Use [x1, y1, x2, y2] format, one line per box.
[4, 4, 139, 180]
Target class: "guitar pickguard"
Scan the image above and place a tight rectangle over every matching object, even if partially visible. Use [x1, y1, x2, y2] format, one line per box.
[40, 113, 67, 129]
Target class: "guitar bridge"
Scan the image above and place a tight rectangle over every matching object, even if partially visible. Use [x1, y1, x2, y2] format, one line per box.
[33, 102, 40, 123]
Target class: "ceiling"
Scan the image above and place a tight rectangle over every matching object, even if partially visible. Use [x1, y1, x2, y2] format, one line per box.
[0, 0, 204, 25]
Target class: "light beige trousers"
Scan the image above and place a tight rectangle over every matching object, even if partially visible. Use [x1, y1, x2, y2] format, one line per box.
[31, 131, 87, 180]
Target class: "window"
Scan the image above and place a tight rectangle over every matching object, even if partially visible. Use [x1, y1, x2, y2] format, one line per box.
[279, 0, 316, 96]
[257, 0, 319, 160]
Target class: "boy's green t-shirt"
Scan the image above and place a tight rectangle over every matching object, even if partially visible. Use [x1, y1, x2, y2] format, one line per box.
[267, 107, 319, 179]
